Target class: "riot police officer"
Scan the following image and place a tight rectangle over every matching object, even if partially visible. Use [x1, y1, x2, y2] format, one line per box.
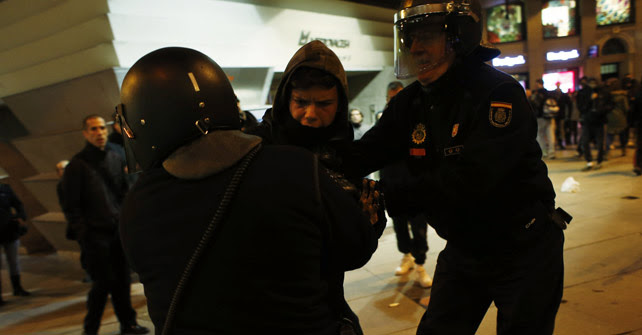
[117, 47, 382, 335]
[341, 1, 567, 334]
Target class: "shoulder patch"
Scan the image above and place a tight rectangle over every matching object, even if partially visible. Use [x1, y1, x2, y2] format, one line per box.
[489, 101, 512, 128]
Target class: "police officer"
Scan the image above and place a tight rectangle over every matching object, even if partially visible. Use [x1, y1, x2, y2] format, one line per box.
[117, 47, 382, 335]
[341, 1, 566, 334]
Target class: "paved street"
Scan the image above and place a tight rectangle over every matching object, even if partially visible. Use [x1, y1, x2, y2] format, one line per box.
[1, 147, 641, 334]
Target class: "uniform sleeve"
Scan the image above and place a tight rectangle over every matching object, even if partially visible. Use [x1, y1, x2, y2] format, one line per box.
[317, 167, 380, 271]
[61, 160, 86, 239]
[341, 96, 408, 179]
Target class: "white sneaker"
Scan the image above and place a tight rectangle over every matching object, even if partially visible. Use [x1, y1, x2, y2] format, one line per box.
[415, 265, 433, 288]
[394, 253, 415, 275]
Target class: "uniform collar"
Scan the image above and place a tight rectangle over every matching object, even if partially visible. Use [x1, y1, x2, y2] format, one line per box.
[162, 130, 262, 180]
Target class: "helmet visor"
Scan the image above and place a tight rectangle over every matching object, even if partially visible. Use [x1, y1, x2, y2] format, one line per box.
[394, 15, 450, 79]
[393, 2, 479, 79]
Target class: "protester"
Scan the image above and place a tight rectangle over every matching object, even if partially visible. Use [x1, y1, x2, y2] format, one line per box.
[253, 40, 386, 334]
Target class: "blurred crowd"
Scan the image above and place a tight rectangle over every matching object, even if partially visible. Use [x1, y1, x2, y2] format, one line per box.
[526, 74, 642, 175]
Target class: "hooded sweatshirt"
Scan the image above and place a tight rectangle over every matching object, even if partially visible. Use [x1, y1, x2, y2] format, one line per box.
[255, 40, 353, 156]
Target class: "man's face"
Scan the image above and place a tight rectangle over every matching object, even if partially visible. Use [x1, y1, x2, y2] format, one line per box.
[289, 86, 338, 128]
[83, 117, 108, 150]
[386, 87, 403, 103]
[349, 110, 363, 124]
[408, 29, 454, 85]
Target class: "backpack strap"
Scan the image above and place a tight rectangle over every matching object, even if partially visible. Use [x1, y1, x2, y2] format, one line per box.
[162, 143, 262, 335]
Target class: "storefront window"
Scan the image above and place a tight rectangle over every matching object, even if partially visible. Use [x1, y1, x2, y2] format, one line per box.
[543, 70, 576, 93]
[486, 3, 525, 43]
[541, 0, 578, 38]
[596, 0, 634, 26]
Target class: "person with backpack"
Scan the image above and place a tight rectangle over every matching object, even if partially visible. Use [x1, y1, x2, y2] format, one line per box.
[530, 79, 557, 159]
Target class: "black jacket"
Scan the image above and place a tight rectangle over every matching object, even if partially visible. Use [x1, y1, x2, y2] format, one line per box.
[343, 57, 557, 253]
[0, 183, 27, 244]
[120, 132, 380, 335]
[61, 142, 128, 240]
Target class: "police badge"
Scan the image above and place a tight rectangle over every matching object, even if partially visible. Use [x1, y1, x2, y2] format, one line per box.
[411, 123, 427, 144]
[489, 101, 512, 128]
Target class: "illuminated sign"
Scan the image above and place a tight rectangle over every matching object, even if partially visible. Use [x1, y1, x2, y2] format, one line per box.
[546, 49, 580, 61]
[492, 55, 526, 67]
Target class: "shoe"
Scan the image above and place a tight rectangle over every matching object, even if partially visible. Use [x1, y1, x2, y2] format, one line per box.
[581, 162, 593, 172]
[394, 253, 415, 276]
[415, 265, 433, 288]
[82, 331, 97, 335]
[11, 275, 31, 296]
[594, 163, 602, 170]
[121, 324, 150, 335]
[633, 168, 641, 176]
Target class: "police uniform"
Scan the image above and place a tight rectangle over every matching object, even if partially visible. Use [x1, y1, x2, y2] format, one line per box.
[344, 54, 565, 334]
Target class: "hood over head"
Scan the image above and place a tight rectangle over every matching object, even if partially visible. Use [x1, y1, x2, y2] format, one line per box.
[265, 40, 353, 148]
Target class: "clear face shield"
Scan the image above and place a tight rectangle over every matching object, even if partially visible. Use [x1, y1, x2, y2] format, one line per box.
[394, 2, 477, 79]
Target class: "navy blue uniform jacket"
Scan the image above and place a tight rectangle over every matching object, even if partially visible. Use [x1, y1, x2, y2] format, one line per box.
[343, 58, 556, 253]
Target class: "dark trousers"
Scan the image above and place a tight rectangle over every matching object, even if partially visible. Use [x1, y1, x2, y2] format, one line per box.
[583, 123, 605, 163]
[633, 122, 642, 168]
[417, 222, 564, 335]
[565, 120, 578, 145]
[81, 233, 137, 333]
[392, 214, 428, 265]
[554, 118, 565, 148]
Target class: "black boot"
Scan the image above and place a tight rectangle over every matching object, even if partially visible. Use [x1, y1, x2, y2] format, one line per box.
[11, 275, 30, 296]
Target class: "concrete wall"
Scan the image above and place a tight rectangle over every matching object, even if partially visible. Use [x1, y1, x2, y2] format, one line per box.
[348, 66, 414, 126]
[3, 69, 120, 137]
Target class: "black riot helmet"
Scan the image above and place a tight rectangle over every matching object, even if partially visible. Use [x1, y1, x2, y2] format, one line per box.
[116, 47, 240, 172]
[394, 0, 499, 79]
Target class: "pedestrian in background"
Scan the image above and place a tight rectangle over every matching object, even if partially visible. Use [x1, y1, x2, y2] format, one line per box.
[605, 77, 629, 158]
[61, 115, 148, 335]
[531, 79, 556, 159]
[580, 79, 608, 171]
[0, 181, 31, 303]
[379, 80, 432, 288]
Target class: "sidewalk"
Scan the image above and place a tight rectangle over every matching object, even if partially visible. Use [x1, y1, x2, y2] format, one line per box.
[1, 148, 641, 334]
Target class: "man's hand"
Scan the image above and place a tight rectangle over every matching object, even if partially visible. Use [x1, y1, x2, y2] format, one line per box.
[360, 179, 380, 225]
